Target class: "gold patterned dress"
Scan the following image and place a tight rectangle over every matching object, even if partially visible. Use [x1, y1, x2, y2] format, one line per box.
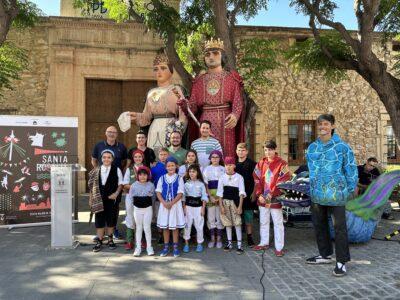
[135, 85, 187, 155]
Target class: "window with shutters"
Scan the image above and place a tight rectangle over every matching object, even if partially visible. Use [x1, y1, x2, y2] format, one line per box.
[387, 123, 400, 163]
[288, 120, 316, 165]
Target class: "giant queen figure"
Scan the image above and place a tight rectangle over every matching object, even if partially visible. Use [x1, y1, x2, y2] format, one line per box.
[179, 38, 245, 157]
[129, 54, 187, 155]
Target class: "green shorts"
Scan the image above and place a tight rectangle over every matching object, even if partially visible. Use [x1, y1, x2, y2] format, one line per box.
[243, 210, 254, 224]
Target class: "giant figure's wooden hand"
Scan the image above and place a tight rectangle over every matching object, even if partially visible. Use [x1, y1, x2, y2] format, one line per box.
[173, 87, 189, 116]
[129, 111, 137, 121]
[224, 113, 238, 129]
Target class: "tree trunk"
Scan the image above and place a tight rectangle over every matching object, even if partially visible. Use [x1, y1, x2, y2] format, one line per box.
[165, 32, 193, 91]
[243, 92, 258, 146]
[210, 0, 258, 146]
[358, 59, 400, 148]
[0, 0, 19, 46]
[210, 0, 236, 69]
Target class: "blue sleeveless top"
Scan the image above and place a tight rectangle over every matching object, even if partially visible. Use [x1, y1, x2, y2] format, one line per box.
[161, 174, 179, 202]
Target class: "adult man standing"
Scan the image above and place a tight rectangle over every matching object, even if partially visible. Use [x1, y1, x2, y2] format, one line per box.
[91, 126, 127, 169]
[191, 120, 223, 168]
[179, 38, 244, 157]
[168, 131, 187, 166]
[127, 130, 156, 168]
[306, 114, 358, 277]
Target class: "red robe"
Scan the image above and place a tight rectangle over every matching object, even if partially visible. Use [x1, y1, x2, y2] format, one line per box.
[253, 156, 291, 209]
[188, 70, 245, 157]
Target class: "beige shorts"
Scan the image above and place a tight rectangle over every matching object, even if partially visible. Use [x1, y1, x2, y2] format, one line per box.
[220, 199, 242, 227]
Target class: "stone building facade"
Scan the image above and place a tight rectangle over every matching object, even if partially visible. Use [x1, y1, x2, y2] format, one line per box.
[235, 26, 398, 168]
[1, 2, 399, 191]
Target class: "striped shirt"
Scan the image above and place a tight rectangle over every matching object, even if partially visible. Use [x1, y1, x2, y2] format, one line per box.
[191, 137, 223, 168]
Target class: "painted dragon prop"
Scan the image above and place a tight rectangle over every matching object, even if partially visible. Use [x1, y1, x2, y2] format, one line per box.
[277, 170, 400, 243]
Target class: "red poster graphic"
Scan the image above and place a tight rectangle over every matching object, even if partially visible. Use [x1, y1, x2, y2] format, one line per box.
[0, 116, 78, 225]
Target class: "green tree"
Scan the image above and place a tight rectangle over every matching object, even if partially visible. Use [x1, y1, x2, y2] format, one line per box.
[287, 0, 400, 140]
[0, 0, 42, 95]
[73, 0, 280, 140]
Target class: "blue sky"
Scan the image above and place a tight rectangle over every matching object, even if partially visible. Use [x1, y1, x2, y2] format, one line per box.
[31, 0, 357, 30]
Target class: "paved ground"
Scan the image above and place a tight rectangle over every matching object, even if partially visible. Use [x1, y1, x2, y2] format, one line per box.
[0, 199, 399, 300]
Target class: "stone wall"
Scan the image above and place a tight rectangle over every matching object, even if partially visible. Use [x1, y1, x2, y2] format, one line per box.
[1, 20, 398, 176]
[235, 26, 397, 167]
[0, 24, 50, 116]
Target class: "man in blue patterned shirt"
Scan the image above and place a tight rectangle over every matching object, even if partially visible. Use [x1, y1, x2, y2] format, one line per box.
[305, 114, 358, 277]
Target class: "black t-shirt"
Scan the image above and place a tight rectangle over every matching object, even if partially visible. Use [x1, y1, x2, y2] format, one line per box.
[236, 157, 257, 210]
[128, 147, 156, 168]
[357, 164, 380, 186]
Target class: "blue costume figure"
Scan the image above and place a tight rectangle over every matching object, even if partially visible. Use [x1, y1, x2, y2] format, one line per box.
[307, 134, 358, 206]
[305, 114, 357, 277]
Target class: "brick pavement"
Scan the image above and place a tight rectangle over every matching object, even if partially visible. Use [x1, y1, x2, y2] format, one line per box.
[0, 201, 399, 300]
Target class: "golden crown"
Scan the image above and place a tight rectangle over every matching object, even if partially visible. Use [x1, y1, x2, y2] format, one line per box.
[204, 38, 224, 51]
[153, 53, 170, 66]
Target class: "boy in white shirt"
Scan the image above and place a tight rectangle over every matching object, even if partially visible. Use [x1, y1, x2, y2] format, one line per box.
[216, 156, 246, 254]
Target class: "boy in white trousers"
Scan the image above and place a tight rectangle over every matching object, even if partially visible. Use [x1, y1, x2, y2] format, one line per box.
[253, 140, 291, 256]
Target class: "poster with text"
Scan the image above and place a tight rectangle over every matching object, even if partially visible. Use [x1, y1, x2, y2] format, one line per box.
[0, 116, 78, 225]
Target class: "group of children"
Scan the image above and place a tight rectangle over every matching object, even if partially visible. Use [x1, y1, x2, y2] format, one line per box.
[89, 136, 291, 259]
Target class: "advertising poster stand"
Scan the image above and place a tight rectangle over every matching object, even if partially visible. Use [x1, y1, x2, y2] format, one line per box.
[0, 116, 78, 229]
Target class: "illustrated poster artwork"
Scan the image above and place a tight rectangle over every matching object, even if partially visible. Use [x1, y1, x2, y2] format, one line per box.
[0, 116, 77, 225]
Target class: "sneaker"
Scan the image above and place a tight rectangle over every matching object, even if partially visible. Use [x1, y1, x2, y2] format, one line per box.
[333, 262, 347, 277]
[247, 236, 255, 248]
[108, 240, 116, 250]
[253, 245, 269, 251]
[208, 240, 215, 248]
[224, 243, 233, 252]
[236, 247, 244, 255]
[113, 229, 121, 240]
[147, 247, 155, 256]
[92, 240, 103, 252]
[133, 247, 141, 257]
[275, 250, 284, 257]
[173, 248, 181, 257]
[183, 244, 190, 253]
[306, 255, 332, 264]
[216, 240, 223, 249]
[92, 236, 100, 242]
[196, 244, 204, 253]
[159, 248, 169, 257]
[124, 242, 134, 251]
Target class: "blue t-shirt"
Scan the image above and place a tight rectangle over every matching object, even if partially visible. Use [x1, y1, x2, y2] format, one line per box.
[151, 161, 167, 187]
[92, 140, 127, 169]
